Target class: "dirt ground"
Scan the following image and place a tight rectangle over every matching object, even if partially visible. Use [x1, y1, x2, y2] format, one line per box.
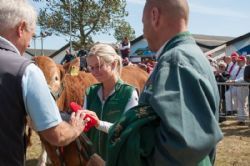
[26, 120, 250, 166]
[215, 120, 250, 166]
[26, 132, 43, 166]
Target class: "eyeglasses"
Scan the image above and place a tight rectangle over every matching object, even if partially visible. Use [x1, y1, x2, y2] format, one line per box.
[87, 64, 105, 72]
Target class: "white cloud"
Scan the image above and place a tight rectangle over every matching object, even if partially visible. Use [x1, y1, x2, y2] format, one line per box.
[190, 3, 249, 19]
[127, 0, 145, 5]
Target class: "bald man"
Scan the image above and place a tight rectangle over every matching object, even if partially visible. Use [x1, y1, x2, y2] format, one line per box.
[106, 0, 223, 166]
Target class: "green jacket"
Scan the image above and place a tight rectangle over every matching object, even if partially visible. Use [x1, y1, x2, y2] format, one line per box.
[107, 32, 223, 166]
[86, 79, 135, 160]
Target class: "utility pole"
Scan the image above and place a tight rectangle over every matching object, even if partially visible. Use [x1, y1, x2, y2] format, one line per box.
[41, 35, 44, 56]
[40, 31, 52, 56]
[69, 0, 72, 53]
[33, 37, 37, 56]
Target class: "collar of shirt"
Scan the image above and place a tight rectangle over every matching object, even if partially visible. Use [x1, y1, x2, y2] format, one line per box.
[97, 86, 115, 104]
[155, 40, 169, 60]
[97, 79, 124, 103]
[155, 31, 191, 60]
[0, 36, 21, 55]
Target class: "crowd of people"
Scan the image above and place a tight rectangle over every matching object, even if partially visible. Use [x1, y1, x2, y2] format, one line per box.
[210, 52, 250, 125]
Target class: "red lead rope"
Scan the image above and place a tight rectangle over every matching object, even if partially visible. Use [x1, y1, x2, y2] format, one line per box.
[70, 102, 97, 132]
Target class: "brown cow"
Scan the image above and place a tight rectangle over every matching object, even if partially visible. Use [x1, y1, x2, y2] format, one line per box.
[33, 56, 102, 166]
[121, 65, 149, 94]
[64, 57, 148, 95]
[32, 56, 148, 166]
[63, 57, 81, 73]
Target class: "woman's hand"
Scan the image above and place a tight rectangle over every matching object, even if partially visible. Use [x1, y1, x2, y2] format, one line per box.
[83, 110, 100, 128]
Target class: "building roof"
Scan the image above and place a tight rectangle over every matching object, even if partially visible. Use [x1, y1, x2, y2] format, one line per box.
[49, 42, 119, 58]
[130, 35, 144, 45]
[25, 48, 56, 56]
[26, 32, 250, 58]
[193, 34, 233, 46]
[49, 42, 71, 58]
[25, 49, 35, 56]
[130, 34, 234, 52]
[49, 42, 81, 58]
[225, 32, 250, 46]
[206, 32, 250, 57]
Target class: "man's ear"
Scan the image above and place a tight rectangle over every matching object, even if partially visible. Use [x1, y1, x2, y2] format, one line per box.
[16, 21, 26, 38]
[151, 7, 160, 29]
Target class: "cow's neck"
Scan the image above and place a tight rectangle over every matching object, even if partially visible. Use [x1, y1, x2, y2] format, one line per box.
[56, 89, 66, 112]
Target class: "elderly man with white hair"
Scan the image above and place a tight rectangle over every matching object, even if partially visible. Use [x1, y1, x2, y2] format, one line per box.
[215, 60, 230, 120]
[0, 0, 85, 165]
[215, 60, 230, 82]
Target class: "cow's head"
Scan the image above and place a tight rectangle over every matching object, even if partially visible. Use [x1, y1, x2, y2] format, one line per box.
[63, 57, 80, 74]
[32, 56, 65, 99]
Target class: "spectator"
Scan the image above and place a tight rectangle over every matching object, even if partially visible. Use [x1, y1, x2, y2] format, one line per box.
[105, 0, 222, 165]
[122, 57, 132, 66]
[223, 56, 232, 71]
[244, 56, 250, 116]
[140, 58, 155, 74]
[246, 54, 250, 65]
[227, 52, 239, 78]
[119, 37, 131, 59]
[0, 1, 85, 165]
[215, 60, 230, 120]
[224, 52, 240, 114]
[226, 56, 248, 125]
[77, 49, 88, 71]
[60, 49, 75, 65]
[207, 56, 218, 73]
[145, 59, 155, 74]
[215, 61, 230, 82]
[137, 62, 148, 72]
[244, 55, 250, 82]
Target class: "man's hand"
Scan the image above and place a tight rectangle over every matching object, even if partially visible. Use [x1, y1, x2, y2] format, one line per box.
[226, 80, 235, 83]
[69, 110, 86, 136]
[69, 102, 98, 131]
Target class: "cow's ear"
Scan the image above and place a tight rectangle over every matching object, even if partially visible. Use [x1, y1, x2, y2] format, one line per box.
[57, 64, 65, 80]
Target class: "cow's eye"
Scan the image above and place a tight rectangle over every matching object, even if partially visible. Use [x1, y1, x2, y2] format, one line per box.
[55, 76, 59, 81]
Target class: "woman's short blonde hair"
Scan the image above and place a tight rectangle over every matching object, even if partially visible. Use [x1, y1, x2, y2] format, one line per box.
[87, 43, 122, 77]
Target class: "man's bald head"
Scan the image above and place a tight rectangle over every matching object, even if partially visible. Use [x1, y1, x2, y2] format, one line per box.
[146, 0, 189, 25]
[142, 0, 189, 51]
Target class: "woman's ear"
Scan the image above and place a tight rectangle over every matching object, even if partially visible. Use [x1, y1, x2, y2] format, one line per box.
[111, 61, 117, 71]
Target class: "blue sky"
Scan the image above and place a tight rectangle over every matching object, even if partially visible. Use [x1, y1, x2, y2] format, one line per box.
[29, 0, 250, 50]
